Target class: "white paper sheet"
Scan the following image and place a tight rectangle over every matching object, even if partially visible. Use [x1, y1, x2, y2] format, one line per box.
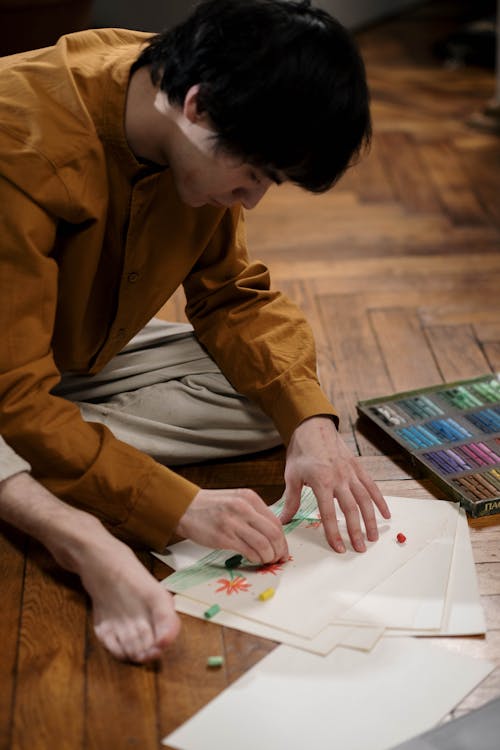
[175, 593, 386, 654]
[386, 508, 486, 637]
[160, 496, 483, 646]
[174, 594, 356, 654]
[165, 495, 453, 638]
[155, 541, 212, 572]
[340, 624, 386, 651]
[163, 638, 494, 750]
[337, 501, 458, 630]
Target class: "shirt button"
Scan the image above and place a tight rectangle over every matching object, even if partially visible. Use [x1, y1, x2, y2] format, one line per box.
[127, 271, 139, 283]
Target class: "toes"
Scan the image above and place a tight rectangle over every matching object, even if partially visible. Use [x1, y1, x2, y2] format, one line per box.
[91, 583, 181, 663]
[152, 598, 181, 648]
[121, 619, 156, 663]
[95, 624, 128, 662]
[96, 618, 155, 663]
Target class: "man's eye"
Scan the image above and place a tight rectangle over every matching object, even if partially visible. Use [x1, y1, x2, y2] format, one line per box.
[249, 170, 261, 184]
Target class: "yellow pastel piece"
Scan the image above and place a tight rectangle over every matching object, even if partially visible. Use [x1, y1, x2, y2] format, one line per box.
[258, 587, 275, 601]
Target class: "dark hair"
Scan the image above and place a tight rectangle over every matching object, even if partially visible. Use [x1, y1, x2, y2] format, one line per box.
[132, 0, 371, 192]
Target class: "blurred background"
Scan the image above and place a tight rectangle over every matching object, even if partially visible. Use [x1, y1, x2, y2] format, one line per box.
[0, 1, 429, 53]
[0, 1, 497, 127]
[0, 1, 495, 56]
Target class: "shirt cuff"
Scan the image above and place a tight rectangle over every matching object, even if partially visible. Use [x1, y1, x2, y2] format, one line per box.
[114, 463, 200, 552]
[269, 380, 339, 445]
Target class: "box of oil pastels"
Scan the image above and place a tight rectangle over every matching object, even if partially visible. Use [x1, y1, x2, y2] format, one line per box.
[357, 374, 500, 518]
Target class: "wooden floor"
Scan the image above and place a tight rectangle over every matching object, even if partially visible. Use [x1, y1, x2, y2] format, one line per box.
[2, 1, 500, 747]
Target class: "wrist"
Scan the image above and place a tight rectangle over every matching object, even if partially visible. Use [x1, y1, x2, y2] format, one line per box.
[294, 414, 338, 437]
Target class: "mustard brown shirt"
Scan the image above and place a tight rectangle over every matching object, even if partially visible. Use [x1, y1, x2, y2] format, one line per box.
[0, 29, 337, 550]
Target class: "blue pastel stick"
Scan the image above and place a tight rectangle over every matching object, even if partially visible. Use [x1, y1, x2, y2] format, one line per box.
[447, 418, 471, 438]
[483, 409, 500, 428]
[398, 427, 423, 449]
[428, 420, 453, 440]
[418, 424, 442, 445]
[467, 412, 496, 433]
[414, 425, 437, 447]
[406, 426, 427, 448]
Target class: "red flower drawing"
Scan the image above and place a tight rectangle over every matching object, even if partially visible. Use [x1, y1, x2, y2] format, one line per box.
[256, 555, 294, 575]
[215, 576, 251, 595]
[256, 562, 284, 576]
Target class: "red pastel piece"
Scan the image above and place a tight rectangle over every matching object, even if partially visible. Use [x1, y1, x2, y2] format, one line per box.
[396, 532, 406, 544]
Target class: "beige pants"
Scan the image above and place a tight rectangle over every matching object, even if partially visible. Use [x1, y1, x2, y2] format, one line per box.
[0, 436, 31, 482]
[53, 319, 282, 465]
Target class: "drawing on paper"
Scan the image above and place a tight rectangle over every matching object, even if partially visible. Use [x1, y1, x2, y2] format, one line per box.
[215, 576, 252, 595]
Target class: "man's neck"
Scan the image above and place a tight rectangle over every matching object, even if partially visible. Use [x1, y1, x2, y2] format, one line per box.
[124, 66, 172, 166]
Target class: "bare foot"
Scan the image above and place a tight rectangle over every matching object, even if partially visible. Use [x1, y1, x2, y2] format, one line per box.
[78, 537, 181, 663]
[0, 471, 180, 663]
[49, 515, 181, 663]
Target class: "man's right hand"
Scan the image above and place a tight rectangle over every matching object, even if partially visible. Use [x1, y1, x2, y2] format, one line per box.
[175, 488, 288, 564]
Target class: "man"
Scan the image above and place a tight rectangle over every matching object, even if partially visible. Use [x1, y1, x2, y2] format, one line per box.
[0, 0, 390, 662]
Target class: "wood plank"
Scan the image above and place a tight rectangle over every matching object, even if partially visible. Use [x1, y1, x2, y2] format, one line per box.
[370, 307, 442, 391]
[0, 525, 25, 750]
[376, 131, 441, 213]
[158, 614, 227, 744]
[459, 146, 500, 228]
[10, 542, 86, 750]
[483, 342, 500, 372]
[476, 564, 500, 597]
[174, 447, 286, 490]
[425, 324, 491, 381]
[376, 478, 445, 500]
[419, 141, 487, 225]
[266, 252, 500, 287]
[474, 324, 500, 372]
[480, 595, 500, 630]
[318, 293, 393, 415]
[85, 629, 159, 749]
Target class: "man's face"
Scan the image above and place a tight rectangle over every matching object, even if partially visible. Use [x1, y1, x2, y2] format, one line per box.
[174, 147, 276, 210]
[155, 86, 283, 210]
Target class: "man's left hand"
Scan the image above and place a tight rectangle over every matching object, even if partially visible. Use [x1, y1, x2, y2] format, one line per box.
[281, 416, 391, 553]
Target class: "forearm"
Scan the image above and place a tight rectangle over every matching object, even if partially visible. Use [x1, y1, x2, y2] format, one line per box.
[0, 386, 198, 550]
[0, 471, 105, 573]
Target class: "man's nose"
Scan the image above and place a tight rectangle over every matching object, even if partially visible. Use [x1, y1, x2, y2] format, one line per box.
[240, 182, 270, 210]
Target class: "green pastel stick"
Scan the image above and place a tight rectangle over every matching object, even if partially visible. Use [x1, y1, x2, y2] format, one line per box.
[207, 655, 224, 668]
[204, 604, 221, 619]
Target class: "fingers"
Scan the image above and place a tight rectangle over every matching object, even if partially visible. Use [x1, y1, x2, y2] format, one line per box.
[335, 480, 375, 552]
[225, 490, 288, 564]
[177, 488, 288, 565]
[315, 486, 346, 553]
[313, 471, 389, 554]
[240, 511, 289, 564]
[361, 473, 391, 519]
[280, 474, 302, 524]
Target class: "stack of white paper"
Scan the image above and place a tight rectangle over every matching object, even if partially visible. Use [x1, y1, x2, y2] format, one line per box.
[157, 491, 491, 750]
[159, 492, 485, 652]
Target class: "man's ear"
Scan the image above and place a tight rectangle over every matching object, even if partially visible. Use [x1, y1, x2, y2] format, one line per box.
[183, 84, 209, 125]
